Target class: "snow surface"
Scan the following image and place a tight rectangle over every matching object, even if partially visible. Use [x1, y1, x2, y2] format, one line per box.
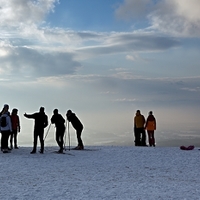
[0, 146, 200, 200]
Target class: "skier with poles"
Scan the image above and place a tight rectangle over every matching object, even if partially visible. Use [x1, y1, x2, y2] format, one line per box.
[66, 110, 84, 150]
[24, 107, 48, 154]
[51, 109, 66, 153]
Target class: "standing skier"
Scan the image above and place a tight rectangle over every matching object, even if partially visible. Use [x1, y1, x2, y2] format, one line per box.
[24, 107, 48, 154]
[51, 109, 66, 153]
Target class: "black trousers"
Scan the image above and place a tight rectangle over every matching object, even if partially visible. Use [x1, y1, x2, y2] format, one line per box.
[1, 130, 10, 150]
[10, 129, 18, 147]
[134, 128, 146, 146]
[33, 129, 44, 152]
[56, 126, 65, 150]
[76, 127, 83, 147]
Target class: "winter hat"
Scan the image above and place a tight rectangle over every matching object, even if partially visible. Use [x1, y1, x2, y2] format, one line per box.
[67, 110, 72, 116]
[53, 109, 58, 114]
[40, 107, 45, 113]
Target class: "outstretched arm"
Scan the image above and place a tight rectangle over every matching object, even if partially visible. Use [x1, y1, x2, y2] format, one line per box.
[24, 113, 35, 119]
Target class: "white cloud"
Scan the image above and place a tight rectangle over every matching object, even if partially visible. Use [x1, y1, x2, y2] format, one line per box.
[115, 0, 200, 37]
[114, 98, 136, 102]
[76, 32, 180, 58]
[0, 28, 180, 79]
[0, 0, 58, 26]
[181, 86, 200, 92]
[149, 0, 200, 37]
[126, 54, 140, 61]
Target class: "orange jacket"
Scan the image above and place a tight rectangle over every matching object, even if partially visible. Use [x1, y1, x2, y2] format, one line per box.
[145, 115, 156, 131]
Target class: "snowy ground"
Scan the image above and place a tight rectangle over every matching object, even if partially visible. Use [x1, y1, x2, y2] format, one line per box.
[0, 146, 200, 200]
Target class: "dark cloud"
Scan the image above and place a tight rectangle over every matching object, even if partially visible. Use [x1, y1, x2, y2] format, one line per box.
[115, 0, 153, 21]
[84, 74, 200, 107]
[76, 33, 180, 56]
[0, 46, 81, 78]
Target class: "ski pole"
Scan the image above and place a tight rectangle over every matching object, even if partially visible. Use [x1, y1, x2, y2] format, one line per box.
[63, 126, 67, 151]
[44, 123, 51, 141]
[67, 120, 70, 151]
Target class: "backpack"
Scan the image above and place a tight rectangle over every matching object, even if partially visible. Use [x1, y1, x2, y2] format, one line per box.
[1, 116, 7, 127]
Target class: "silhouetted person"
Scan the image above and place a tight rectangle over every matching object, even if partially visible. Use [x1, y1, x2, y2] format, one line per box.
[10, 108, 20, 149]
[0, 104, 12, 153]
[66, 110, 84, 150]
[24, 107, 48, 154]
[145, 111, 156, 147]
[51, 109, 66, 153]
[134, 110, 146, 146]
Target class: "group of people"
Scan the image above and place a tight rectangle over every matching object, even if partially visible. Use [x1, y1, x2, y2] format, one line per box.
[1, 104, 156, 154]
[24, 107, 84, 154]
[0, 104, 84, 154]
[134, 110, 156, 147]
[0, 104, 20, 153]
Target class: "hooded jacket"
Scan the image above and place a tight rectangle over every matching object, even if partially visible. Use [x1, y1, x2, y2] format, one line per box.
[145, 115, 156, 131]
[67, 113, 83, 130]
[51, 114, 65, 128]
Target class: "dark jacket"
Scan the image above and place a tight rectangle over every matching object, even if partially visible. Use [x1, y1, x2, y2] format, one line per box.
[51, 114, 65, 128]
[67, 113, 83, 130]
[24, 112, 48, 131]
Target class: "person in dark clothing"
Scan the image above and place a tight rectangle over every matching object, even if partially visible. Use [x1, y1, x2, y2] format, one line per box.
[51, 109, 66, 153]
[134, 110, 147, 146]
[66, 110, 84, 150]
[10, 108, 20, 149]
[24, 107, 48, 154]
[0, 104, 12, 153]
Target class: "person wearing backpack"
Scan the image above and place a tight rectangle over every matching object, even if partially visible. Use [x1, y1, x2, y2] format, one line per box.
[10, 108, 20, 149]
[51, 109, 66, 153]
[0, 104, 12, 153]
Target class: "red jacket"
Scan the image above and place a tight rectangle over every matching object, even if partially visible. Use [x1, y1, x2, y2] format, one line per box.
[11, 114, 20, 131]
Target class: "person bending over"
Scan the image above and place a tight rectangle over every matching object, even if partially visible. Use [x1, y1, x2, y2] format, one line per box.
[66, 110, 84, 150]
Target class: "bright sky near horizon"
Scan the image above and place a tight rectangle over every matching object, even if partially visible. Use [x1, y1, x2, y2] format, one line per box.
[0, 0, 200, 147]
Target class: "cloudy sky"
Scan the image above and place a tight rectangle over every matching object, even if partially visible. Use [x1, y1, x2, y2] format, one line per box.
[0, 0, 200, 147]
